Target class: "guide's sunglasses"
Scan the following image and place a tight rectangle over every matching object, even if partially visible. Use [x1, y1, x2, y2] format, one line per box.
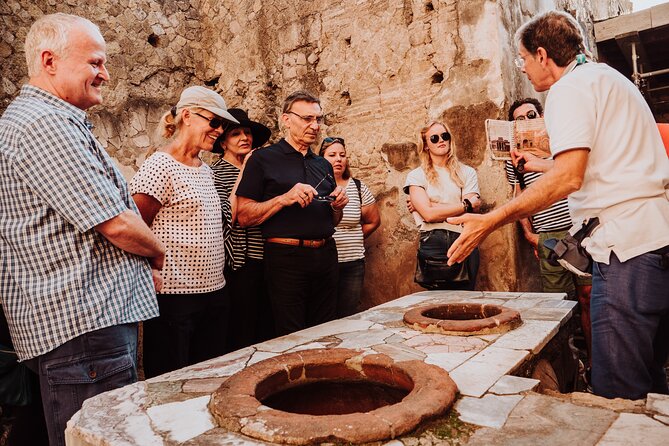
[515, 110, 538, 121]
[193, 112, 228, 130]
[429, 132, 451, 144]
[313, 173, 336, 202]
[287, 111, 325, 125]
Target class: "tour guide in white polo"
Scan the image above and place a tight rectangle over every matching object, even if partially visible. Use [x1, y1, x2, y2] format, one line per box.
[447, 11, 669, 400]
[236, 90, 348, 336]
[0, 13, 164, 446]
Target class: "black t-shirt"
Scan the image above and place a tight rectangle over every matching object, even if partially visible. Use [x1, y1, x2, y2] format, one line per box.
[236, 138, 337, 239]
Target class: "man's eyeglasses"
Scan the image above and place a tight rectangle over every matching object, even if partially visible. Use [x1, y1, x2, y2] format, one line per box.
[287, 111, 324, 125]
[514, 57, 525, 69]
[313, 173, 335, 201]
[515, 110, 538, 121]
[429, 132, 451, 144]
[193, 112, 227, 130]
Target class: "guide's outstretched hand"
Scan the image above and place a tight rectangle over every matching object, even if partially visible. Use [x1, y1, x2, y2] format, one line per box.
[446, 213, 496, 265]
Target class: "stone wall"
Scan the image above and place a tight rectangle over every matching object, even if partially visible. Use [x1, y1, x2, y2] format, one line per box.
[0, 0, 627, 308]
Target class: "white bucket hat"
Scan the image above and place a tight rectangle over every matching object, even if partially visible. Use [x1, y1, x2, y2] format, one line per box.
[175, 86, 239, 124]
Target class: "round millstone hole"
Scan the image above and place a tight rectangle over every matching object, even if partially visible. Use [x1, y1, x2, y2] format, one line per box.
[404, 302, 522, 336]
[209, 348, 458, 445]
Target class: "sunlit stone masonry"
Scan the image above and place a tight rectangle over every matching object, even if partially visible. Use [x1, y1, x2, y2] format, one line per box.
[65, 291, 669, 445]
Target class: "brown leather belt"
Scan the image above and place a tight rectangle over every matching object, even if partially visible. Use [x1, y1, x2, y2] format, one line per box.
[266, 237, 327, 248]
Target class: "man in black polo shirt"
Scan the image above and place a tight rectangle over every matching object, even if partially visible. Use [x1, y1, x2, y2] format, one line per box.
[236, 90, 348, 336]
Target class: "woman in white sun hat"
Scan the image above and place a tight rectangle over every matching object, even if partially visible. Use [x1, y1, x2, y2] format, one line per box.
[130, 86, 239, 378]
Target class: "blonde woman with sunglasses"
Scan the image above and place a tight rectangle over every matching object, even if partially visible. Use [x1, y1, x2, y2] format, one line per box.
[404, 121, 481, 290]
[130, 86, 239, 378]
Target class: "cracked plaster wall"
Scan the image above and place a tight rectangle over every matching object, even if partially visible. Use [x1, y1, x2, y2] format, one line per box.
[1, 0, 627, 308]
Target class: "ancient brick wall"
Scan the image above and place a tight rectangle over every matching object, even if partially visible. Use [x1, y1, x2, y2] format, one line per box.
[0, 0, 628, 308]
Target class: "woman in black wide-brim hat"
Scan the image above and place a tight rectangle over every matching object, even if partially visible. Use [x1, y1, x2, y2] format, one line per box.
[211, 109, 274, 351]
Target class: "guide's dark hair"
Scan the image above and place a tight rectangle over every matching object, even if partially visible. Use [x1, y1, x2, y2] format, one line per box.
[515, 10, 586, 67]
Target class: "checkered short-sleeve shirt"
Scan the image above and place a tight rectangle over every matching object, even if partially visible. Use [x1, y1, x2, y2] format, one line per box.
[0, 85, 158, 361]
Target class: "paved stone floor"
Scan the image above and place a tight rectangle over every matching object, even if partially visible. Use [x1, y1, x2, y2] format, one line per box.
[64, 291, 669, 445]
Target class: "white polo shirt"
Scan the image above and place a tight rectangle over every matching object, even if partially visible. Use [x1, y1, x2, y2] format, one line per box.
[545, 62, 669, 263]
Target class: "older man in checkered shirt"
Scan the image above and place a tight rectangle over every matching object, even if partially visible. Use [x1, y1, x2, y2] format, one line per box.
[0, 14, 165, 446]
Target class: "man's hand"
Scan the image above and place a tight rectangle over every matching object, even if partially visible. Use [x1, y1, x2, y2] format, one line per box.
[525, 231, 539, 259]
[330, 185, 349, 211]
[511, 149, 553, 173]
[151, 268, 163, 292]
[446, 213, 497, 265]
[283, 183, 318, 208]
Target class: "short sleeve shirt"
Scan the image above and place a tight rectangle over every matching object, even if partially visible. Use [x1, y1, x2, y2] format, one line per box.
[546, 63, 669, 262]
[236, 139, 337, 239]
[333, 178, 375, 262]
[130, 152, 225, 293]
[404, 164, 479, 231]
[0, 85, 157, 360]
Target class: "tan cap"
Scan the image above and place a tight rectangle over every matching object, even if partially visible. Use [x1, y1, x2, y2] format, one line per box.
[176, 86, 239, 124]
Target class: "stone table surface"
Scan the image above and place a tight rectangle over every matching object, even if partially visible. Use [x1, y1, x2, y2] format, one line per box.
[64, 291, 669, 445]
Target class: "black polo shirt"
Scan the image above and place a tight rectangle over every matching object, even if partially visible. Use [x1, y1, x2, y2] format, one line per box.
[236, 138, 337, 239]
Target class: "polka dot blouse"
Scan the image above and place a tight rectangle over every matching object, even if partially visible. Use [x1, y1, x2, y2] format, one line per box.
[130, 152, 226, 294]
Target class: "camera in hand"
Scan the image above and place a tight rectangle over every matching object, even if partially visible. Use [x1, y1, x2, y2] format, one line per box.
[314, 195, 335, 202]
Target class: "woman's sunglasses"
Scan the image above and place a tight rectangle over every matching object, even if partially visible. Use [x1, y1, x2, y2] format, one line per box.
[429, 132, 451, 144]
[193, 112, 227, 130]
[321, 136, 345, 148]
[515, 110, 538, 121]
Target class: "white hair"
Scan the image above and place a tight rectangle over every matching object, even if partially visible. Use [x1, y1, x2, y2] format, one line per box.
[24, 13, 100, 77]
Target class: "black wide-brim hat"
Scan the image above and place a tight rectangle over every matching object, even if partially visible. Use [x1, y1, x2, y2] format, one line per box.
[213, 108, 272, 153]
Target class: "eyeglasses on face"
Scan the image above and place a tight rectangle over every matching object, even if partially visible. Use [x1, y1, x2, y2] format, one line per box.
[428, 132, 451, 144]
[514, 57, 525, 69]
[515, 110, 538, 121]
[193, 112, 227, 130]
[286, 110, 324, 125]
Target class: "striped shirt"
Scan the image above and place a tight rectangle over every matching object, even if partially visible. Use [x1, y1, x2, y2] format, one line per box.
[333, 178, 375, 262]
[0, 85, 157, 361]
[211, 158, 264, 270]
[504, 161, 572, 232]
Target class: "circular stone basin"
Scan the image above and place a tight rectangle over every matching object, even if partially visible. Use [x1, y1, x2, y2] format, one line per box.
[403, 302, 522, 336]
[209, 348, 457, 445]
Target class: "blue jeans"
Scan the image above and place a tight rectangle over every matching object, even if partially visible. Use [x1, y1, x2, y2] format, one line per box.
[337, 259, 365, 317]
[25, 323, 139, 446]
[591, 249, 669, 399]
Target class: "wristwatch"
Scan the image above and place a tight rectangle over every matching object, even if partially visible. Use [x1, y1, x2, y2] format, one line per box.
[462, 198, 473, 213]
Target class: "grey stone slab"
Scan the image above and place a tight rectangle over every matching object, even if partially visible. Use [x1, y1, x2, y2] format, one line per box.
[424, 351, 478, 372]
[337, 328, 395, 349]
[520, 292, 568, 300]
[489, 375, 540, 395]
[654, 414, 669, 425]
[597, 413, 669, 445]
[455, 394, 523, 428]
[520, 306, 573, 325]
[449, 347, 529, 397]
[492, 320, 560, 354]
[372, 343, 426, 361]
[146, 395, 215, 443]
[646, 393, 669, 417]
[465, 393, 617, 446]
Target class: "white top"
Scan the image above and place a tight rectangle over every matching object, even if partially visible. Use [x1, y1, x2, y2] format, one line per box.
[130, 152, 226, 293]
[333, 178, 376, 262]
[404, 164, 480, 232]
[546, 62, 669, 263]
